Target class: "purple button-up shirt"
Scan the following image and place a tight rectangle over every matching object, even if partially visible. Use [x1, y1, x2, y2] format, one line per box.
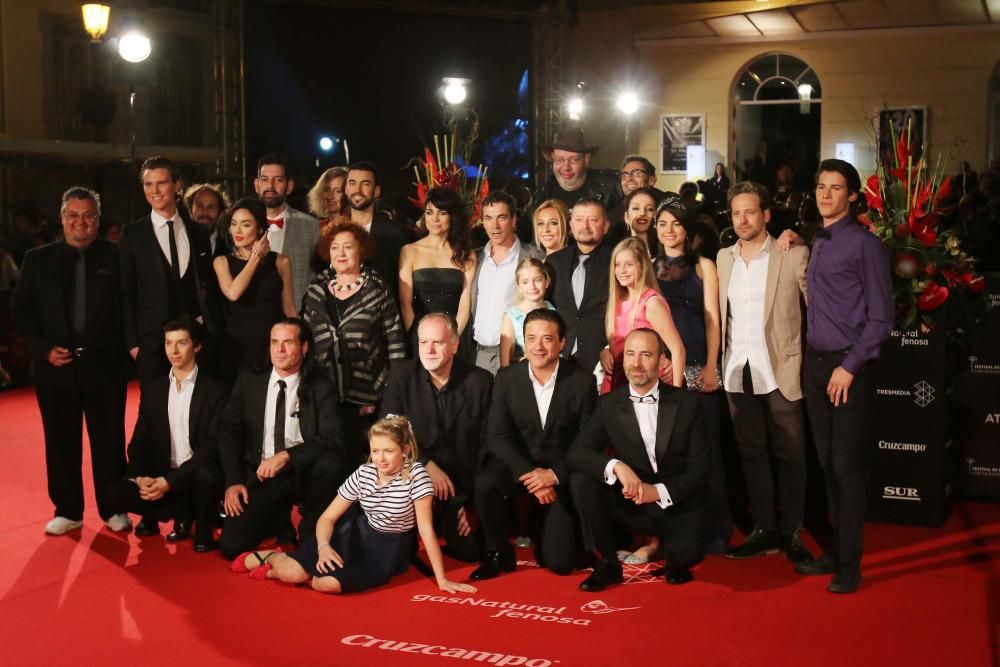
[806, 215, 893, 375]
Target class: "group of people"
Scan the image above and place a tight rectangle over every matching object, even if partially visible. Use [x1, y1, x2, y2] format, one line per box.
[11, 128, 893, 597]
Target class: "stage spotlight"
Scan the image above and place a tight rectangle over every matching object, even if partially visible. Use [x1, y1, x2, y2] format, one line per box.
[319, 136, 334, 152]
[442, 78, 468, 106]
[567, 97, 584, 120]
[118, 31, 151, 63]
[616, 92, 639, 115]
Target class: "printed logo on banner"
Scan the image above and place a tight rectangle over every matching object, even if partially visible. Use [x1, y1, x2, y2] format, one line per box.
[878, 440, 927, 453]
[580, 600, 640, 615]
[985, 413, 1000, 424]
[891, 329, 930, 348]
[965, 458, 1000, 478]
[968, 356, 1000, 376]
[409, 592, 642, 627]
[882, 486, 921, 501]
[340, 635, 556, 666]
[875, 381, 935, 407]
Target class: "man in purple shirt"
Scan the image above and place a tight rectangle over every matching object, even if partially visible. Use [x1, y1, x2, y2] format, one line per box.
[796, 159, 893, 594]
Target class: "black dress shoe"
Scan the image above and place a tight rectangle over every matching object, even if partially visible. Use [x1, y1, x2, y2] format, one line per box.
[166, 520, 192, 543]
[193, 533, 218, 553]
[795, 552, 837, 576]
[828, 566, 862, 594]
[134, 517, 159, 537]
[725, 527, 780, 559]
[469, 551, 517, 581]
[578, 561, 623, 592]
[780, 529, 813, 564]
[665, 567, 694, 585]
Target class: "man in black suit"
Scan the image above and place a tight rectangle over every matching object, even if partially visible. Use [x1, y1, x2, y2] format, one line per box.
[379, 312, 492, 562]
[569, 328, 711, 590]
[471, 310, 596, 580]
[345, 161, 412, 302]
[218, 318, 347, 560]
[545, 197, 613, 375]
[119, 156, 220, 381]
[104, 318, 227, 551]
[12, 187, 131, 535]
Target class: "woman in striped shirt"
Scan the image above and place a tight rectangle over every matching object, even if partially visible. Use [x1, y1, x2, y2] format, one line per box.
[230, 415, 477, 595]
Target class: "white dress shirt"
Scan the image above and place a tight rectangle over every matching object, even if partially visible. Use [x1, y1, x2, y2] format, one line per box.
[151, 210, 191, 277]
[167, 365, 198, 469]
[528, 360, 559, 429]
[262, 369, 303, 459]
[724, 236, 779, 394]
[266, 205, 289, 254]
[473, 239, 521, 347]
[603, 384, 673, 509]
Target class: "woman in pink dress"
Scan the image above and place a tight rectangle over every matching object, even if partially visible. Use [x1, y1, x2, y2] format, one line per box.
[599, 237, 686, 394]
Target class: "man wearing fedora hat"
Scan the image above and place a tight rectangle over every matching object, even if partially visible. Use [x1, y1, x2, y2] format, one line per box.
[528, 127, 621, 221]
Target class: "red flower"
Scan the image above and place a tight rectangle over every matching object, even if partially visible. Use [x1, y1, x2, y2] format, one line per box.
[895, 132, 912, 168]
[865, 174, 883, 212]
[908, 209, 938, 247]
[961, 273, 986, 294]
[935, 175, 953, 205]
[892, 251, 922, 279]
[940, 269, 960, 287]
[917, 282, 949, 312]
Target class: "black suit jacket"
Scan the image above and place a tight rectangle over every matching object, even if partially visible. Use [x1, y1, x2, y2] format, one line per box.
[487, 360, 597, 484]
[568, 382, 710, 509]
[126, 370, 228, 484]
[218, 368, 345, 488]
[379, 357, 492, 498]
[368, 210, 413, 299]
[118, 214, 221, 352]
[11, 239, 125, 387]
[546, 239, 613, 375]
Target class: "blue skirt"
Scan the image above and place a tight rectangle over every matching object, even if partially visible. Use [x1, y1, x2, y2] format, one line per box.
[288, 506, 414, 593]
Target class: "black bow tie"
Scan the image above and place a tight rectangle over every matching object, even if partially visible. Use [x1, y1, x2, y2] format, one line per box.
[629, 394, 657, 404]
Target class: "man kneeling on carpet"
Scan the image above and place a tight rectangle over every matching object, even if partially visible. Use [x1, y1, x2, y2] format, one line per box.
[568, 328, 711, 591]
[231, 415, 477, 595]
[104, 317, 228, 550]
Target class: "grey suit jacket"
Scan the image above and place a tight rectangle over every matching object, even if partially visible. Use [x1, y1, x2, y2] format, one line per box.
[280, 206, 320, 307]
[470, 239, 545, 337]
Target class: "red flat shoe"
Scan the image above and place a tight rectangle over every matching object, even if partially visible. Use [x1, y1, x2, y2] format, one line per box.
[231, 551, 268, 574]
[249, 563, 273, 580]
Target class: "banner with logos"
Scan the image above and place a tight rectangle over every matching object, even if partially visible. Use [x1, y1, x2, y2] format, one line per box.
[866, 327, 948, 527]
[953, 272, 1000, 499]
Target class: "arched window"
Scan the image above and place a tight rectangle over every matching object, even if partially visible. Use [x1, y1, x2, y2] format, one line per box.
[734, 53, 822, 103]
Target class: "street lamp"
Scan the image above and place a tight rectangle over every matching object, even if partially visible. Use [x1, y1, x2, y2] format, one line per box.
[81, 3, 111, 42]
[119, 31, 152, 63]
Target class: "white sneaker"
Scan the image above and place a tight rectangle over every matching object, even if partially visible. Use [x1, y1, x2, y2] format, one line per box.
[45, 516, 84, 535]
[104, 514, 133, 533]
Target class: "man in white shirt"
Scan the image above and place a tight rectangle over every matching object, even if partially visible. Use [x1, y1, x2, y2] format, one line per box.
[472, 310, 596, 580]
[716, 181, 811, 564]
[254, 155, 320, 306]
[568, 328, 712, 590]
[471, 191, 544, 375]
[218, 318, 347, 560]
[104, 318, 228, 551]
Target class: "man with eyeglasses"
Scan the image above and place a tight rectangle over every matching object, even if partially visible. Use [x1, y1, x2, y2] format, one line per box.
[12, 187, 132, 536]
[527, 127, 621, 223]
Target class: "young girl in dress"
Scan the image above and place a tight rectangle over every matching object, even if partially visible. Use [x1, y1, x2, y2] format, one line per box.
[499, 257, 556, 367]
[230, 415, 477, 595]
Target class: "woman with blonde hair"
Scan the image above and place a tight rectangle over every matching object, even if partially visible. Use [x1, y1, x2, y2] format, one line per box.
[532, 199, 569, 256]
[599, 237, 685, 393]
[307, 166, 349, 225]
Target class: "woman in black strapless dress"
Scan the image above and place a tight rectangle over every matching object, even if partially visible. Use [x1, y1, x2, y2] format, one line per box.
[213, 197, 297, 383]
[398, 187, 476, 358]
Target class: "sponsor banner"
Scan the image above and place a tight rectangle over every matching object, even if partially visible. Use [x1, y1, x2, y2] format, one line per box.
[408, 594, 641, 627]
[340, 634, 556, 666]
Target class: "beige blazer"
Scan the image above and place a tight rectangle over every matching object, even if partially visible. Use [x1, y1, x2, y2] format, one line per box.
[717, 236, 808, 401]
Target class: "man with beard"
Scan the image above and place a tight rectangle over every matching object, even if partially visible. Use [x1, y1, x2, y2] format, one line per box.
[254, 154, 320, 306]
[183, 183, 230, 257]
[527, 127, 620, 222]
[345, 161, 412, 302]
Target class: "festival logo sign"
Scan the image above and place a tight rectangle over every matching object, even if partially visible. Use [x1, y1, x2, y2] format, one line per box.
[968, 356, 1000, 376]
[965, 457, 1000, 479]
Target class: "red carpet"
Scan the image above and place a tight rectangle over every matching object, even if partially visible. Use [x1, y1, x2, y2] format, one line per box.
[1, 384, 997, 666]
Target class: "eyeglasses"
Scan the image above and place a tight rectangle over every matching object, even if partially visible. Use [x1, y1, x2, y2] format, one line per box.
[553, 156, 584, 167]
[621, 168, 650, 180]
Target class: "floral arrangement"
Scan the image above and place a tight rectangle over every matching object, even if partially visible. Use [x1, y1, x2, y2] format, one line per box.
[410, 133, 490, 222]
[863, 119, 987, 335]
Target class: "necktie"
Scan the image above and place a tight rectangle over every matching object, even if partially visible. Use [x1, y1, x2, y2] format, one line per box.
[73, 249, 86, 335]
[268, 218, 284, 229]
[572, 254, 589, 308]
[742, 360, 755, 394]
[166, 219, 181, 280]
[629, 393, 657, 404]
[274, 379, 286, 453]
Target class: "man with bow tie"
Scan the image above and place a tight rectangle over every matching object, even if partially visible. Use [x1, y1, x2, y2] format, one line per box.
[253, 154, 320, 306]
[568, 328, 711, 590]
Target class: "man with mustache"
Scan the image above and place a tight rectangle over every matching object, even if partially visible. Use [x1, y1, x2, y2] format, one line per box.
[183, 183, 230, 257]
[253, 154, 320, 306]
[526, 127, 621, 223]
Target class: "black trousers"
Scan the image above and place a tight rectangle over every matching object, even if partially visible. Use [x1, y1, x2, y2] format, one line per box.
[474, 458, 579, 574]
[104, 457, 223, 529]
[696, 390, 734, 543]
[219, 452, 346, 560]
[35, 379, 127, 521]
[803, 348, 873, 571]
[570, 471, 708, 570]
[435, 493, 482, 563]
[726, 388, 807, 535]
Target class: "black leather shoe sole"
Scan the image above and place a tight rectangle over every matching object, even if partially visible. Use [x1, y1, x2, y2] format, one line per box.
[666, 568, 694, 585]
[578, 568, 624, 592]
[166, 524, 192, 543]
[134, 520, 159, 537]
[828, 570, 861, 593]
[193, 539, 218, 553]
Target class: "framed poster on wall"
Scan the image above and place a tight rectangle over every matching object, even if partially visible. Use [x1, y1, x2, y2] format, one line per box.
[878, 107, 927, 166]
[660, 114, 705, 174]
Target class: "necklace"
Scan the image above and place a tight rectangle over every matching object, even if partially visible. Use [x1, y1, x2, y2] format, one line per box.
[330, 273, 366, 293]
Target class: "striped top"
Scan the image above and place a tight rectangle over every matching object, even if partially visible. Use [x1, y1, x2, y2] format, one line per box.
[338, 461, 434, 533]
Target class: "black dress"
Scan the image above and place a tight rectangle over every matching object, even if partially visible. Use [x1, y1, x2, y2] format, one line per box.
[219, 253, 284, 383]
[410, 267, 471, 360]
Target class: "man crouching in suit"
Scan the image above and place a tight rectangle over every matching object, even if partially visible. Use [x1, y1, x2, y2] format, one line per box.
[104, 317, 228, 551]
[218, 318, 347, 561]
[569, 328, 711, 590]
[471, 309, 596, 580]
